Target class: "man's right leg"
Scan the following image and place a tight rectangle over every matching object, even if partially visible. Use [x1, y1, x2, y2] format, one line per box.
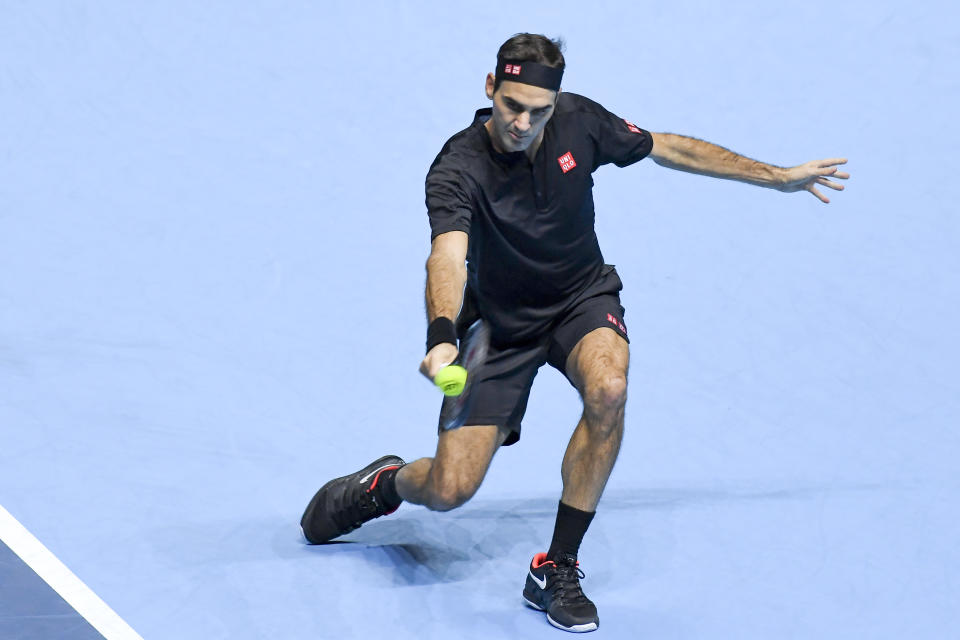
[300, 424, 507, 543]
[396, 424, 508, 512]
[302, 334, 540, 543]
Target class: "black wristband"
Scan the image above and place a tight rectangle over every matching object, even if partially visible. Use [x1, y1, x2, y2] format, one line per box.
[426, 317, 458, 353]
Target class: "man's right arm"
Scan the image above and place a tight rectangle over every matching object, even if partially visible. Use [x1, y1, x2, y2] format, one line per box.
[420, 230, 469, 380]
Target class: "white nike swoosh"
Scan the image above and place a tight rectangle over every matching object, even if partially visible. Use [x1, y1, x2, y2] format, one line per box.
[359, 464, 395, 484]
[529, 568, 547, 590]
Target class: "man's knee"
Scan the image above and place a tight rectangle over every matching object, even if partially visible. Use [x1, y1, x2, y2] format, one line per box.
[426, 475, 481, 512]
[583, 373, 627, 416]
[423, 424, 504, 511]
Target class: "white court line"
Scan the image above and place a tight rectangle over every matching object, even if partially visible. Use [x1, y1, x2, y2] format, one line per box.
[0, 504, 144, 640]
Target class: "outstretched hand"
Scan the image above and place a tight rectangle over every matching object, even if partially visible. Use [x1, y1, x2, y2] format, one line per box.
[779, 158, 849, 203]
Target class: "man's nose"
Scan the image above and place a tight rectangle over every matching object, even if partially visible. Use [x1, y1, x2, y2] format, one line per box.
[514, 112, 531, 131]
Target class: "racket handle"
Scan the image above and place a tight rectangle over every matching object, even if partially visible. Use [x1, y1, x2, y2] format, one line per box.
[434, 365, 468, 396]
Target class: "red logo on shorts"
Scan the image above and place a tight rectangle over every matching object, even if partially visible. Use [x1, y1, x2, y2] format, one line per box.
[558, 151, 577, 173]
[624, 119, 642, 134]
[504, 64, 522, 75]
[607, 312, 627, 335]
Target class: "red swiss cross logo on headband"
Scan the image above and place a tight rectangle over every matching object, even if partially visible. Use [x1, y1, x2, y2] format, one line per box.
[504, 64, 522, 75]
[624, 119, 642, 134]
[558, 151, 577, 173]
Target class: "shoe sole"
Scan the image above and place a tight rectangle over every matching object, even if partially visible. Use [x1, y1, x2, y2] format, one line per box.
[300, 454, 404, 544]
[522, 594, 599, 633]
[547, 616, 598, 633]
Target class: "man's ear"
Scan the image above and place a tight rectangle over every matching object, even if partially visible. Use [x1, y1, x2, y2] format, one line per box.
[485, 73, 495, 100]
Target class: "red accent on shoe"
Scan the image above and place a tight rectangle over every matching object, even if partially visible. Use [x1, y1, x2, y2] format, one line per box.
[366, 465, 401, 492]
[533, 552, 580, 568]
[531, 552, 555, 569]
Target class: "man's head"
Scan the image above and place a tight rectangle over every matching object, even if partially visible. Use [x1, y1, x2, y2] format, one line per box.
[484, 34, 565, 154]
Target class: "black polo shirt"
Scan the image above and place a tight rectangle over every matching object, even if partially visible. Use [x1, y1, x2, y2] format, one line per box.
[426, 92, 653, 344]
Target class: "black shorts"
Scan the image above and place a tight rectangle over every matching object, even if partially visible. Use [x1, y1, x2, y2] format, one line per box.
[438, 265, 629, 446]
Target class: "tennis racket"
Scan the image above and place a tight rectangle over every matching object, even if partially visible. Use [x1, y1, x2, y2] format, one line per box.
[434, 319, 489, 430]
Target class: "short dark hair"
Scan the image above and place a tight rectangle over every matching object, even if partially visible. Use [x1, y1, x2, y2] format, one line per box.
[494, 33, 565, 90]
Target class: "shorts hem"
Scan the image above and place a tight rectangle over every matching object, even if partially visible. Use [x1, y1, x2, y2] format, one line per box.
[437, 418, 521, 446]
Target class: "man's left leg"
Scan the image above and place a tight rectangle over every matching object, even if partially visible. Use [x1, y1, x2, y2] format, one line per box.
[523, 326, 627, 633]
[559, 326, 628, 512]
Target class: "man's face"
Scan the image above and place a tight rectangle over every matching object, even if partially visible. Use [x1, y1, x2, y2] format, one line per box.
[484, 74, 558, 153]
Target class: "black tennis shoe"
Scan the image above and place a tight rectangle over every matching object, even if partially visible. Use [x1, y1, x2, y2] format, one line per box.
[300, 455, 405, 544]
[523, 552, 599, 633]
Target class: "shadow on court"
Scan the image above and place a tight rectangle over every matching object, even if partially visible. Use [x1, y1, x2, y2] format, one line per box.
[295, 482, 890, 586]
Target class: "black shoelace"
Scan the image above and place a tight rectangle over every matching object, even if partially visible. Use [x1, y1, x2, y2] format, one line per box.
[550, 557, 591, 607]
[331, 480, 383, 533]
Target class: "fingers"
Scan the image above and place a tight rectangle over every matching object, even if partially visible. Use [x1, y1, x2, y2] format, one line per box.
[818, 158, 847, 167]
[420, 358, 454, 380]
[420, 343, 460, 379]
[796, 158, 848, 203]
[816, 177, 845, 191]
[817, 166, 849, 178]
[807, 183, 830, 204]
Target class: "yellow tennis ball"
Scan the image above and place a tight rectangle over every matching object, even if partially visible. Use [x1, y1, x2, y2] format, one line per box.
[434, 365, 468, 396]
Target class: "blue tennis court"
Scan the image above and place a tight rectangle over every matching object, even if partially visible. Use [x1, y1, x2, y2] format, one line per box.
[2, 2, 958, 638]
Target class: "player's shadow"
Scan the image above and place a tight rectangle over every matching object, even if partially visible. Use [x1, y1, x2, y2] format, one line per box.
[296, 482, 888, 586]
[298, 508, 541, 585]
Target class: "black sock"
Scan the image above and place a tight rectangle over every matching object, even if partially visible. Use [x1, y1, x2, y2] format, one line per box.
[376, 466, 403, 510]
[547, 501, 595, 561]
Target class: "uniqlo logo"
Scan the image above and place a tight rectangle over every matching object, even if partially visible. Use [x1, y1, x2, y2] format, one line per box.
[558, 151, 577, 173]
[504, 64, 522, 75]
[607, 312, 627, 335]
[624, 119, 642, 134]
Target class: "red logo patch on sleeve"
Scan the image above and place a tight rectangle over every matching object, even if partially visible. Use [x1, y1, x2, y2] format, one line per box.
[624, 119, 642, 134]
[606, 312, 627, 335]
[557, 151, 577, 173]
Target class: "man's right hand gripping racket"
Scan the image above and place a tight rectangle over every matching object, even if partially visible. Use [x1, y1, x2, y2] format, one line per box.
[433, 319, 490, 431]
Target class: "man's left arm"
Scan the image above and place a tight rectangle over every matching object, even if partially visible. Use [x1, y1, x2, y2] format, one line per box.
[649, 132, 849, 203]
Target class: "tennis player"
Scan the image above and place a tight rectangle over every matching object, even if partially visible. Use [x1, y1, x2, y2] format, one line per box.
[301, 33, 848, 633]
